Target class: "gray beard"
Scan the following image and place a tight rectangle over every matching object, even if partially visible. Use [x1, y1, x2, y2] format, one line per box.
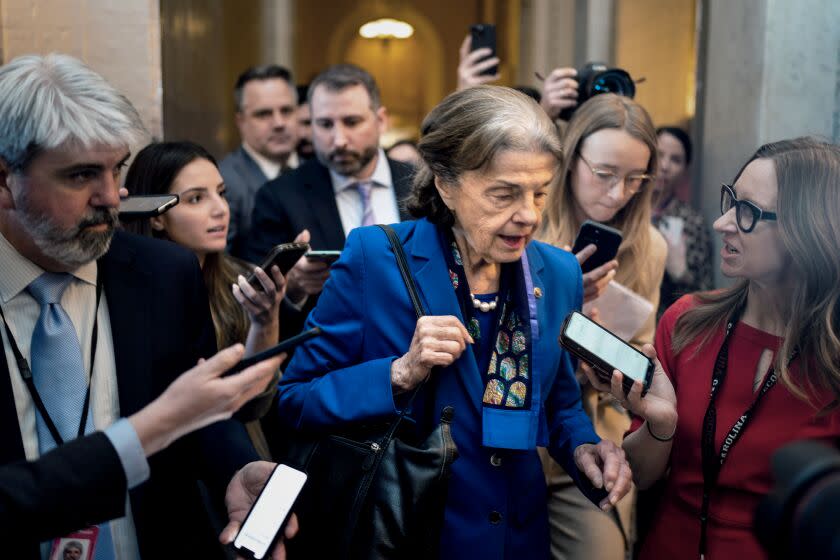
[15, 190, 119, 269]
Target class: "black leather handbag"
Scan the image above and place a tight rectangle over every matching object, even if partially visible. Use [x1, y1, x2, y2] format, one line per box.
[282, 224, 459, 559]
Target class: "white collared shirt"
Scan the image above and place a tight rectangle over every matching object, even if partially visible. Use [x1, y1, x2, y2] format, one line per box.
[0, 233, 142, 559]
[241, 142, 299, 180]
[330, 148, 401, 236]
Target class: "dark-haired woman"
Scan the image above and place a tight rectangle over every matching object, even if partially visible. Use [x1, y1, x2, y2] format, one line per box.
[124, 141, 287, 457]
[587, 137, 840, 559]
[653, 127, 713, 314]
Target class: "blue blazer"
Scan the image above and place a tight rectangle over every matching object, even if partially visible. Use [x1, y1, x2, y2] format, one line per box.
[277, 218, 600, 559]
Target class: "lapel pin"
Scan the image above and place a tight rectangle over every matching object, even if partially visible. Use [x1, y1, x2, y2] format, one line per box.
[534, 287, 543, 299]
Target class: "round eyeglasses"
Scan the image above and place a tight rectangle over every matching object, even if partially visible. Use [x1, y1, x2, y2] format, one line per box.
[720, 184, 777, 233]
[578, 154, 653, 195]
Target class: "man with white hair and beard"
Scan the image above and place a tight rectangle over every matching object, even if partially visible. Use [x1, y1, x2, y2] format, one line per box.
[244, 64, 414, 337]
[0, 53, 284, 559]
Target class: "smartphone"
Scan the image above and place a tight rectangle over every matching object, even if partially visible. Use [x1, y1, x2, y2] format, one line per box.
[470, 24, 497, 77]
[233, 464, 307, 560]
[571, 220, 623, 274]
[559, 311, 653, 395]
[223, 327, 321, 377]
[119, 194, 179, 219]
[305, 250, 341, 264]
[246, 242, 310, 289]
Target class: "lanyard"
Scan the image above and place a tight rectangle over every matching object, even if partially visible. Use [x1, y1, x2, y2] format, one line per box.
[697, 305, 797, 559]
[0, 272, 102, 447]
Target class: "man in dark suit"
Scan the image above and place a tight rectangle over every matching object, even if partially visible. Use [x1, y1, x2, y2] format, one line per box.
[0, 53, 279, 559]
[0, 345, 278, 543]
[220, 65, 299, 257]
[245, 64, 413, 332]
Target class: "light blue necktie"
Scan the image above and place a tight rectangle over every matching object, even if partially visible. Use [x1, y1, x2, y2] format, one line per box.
[29, 273, 116, 559]
[355, 181, 377, 227]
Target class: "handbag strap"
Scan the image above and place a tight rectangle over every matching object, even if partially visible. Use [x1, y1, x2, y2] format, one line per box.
[378, 224, 425, 320]
[376, 224, 432, 432]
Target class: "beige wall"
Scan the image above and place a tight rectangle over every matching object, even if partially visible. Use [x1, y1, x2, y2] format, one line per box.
[614, 0, 697, 129]
[0, 0, 163, 141]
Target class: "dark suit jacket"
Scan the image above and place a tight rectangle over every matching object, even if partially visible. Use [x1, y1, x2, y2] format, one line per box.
[219, 147, 269, 258]
[243, 157, 414, 264]
[0, 432, 126, 541]
[0, 231, 258, 558]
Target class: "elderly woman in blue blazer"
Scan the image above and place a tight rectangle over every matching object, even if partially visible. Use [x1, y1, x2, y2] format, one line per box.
[275, 85, 632, 558]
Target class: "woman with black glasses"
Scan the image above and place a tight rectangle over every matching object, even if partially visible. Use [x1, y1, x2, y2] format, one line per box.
[584, 137, 840, 559]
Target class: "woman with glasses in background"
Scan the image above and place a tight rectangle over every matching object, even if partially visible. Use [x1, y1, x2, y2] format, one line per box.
[585, 137, 840, 559]
[537, 94, 667, 559]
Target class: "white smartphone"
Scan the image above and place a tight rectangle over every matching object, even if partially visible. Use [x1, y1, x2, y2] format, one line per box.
[233, 464, 307, 560]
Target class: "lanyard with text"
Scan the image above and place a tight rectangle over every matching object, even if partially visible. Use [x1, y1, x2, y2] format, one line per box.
[0, 272, 102, 447]
[698, 305, 797, 559]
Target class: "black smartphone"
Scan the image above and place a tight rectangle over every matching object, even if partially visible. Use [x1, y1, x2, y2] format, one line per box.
[559, 311, 653, 395]
[571, 220, 623, 274]
[305, 250, 341, 264]
[246, 242, 310, 289]
[232, 464, 307, 559]
[470, 23, 497, 76]
[224, 327, 321, 377]
[119, 194, 179, 219]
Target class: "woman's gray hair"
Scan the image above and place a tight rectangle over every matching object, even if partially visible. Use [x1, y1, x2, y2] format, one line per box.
[0, 53, 146, 172]
[406, 85, 563, 227]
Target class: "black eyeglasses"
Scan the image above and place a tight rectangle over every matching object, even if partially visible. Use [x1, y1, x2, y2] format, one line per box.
[720, 184, 777, 233]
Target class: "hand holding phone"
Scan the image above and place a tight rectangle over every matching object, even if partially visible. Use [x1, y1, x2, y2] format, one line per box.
[458, 27, 499, 90]
[559, 311, 653, 395]
[228, 462, 306, 560]
[571, 220, 623, 274]
[246, 242, 310, 290]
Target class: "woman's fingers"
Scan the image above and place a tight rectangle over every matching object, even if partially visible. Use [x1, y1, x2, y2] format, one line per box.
[574, 243, 597, 265]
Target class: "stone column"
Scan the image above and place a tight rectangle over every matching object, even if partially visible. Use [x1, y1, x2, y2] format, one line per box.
[0, 0, 162, 141]
[261, 0, 295, 71]
[694, 0, 840, 285]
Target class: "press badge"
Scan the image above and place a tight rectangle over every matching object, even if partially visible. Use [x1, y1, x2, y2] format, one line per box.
[49, 526, 98, 560]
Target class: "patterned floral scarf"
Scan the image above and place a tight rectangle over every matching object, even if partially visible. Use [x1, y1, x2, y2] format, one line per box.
[439, 227, 533, 411]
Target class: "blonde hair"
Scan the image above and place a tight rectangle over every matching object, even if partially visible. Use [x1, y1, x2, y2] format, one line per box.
[672, 137, 840, 409]
[538, 94, 658, 294]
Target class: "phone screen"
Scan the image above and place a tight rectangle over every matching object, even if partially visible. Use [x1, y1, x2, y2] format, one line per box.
[564, 313, 649, 383]
[234, 464, 307, 559]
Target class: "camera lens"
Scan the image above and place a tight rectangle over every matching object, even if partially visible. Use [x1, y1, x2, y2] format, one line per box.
[591, 70, 636, 99]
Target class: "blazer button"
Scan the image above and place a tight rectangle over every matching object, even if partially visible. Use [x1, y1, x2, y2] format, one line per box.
[490, 453, 502, 467]
[489, 511, 503, 524]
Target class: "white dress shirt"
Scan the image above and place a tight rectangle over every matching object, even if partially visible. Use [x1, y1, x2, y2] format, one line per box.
[241, 142, 299, 181]
[0, 232, 143, 559]
[330, 148, 401, 236]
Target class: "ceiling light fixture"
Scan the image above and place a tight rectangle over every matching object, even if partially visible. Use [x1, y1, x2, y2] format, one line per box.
[359, 18, 414, 40]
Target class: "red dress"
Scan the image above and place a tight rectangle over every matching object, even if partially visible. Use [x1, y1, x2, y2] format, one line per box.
[632, 296, 840, 560]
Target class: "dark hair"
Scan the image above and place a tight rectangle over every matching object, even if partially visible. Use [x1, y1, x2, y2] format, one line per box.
[308, 64, 381, 109]
[123, 141, 250, 349]
[656, 126, 692, 164]
[123, 141, 216, 237]
[233, 65, 295, 111]
[513, 85, 542, 103]
[406, 85, 562, 227]
[296, 84, 309, 106]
